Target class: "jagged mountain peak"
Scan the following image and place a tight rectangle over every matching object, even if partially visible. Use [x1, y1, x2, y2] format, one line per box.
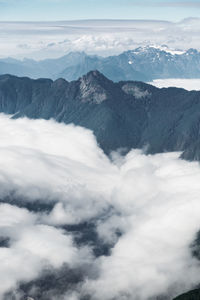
[127, 45, 185, 56]
[80, 70, 111, 82]
[52, 77, 69, 88]
[185, 48, 199, 55]
[1, 73, 200, 160]
[78, 70, 114, 104]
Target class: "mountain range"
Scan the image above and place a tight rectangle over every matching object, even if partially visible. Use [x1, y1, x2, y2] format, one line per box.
[1, 46, 200, 82]
[1, 70, 200, 161]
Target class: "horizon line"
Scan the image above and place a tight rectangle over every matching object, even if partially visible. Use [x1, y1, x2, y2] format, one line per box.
[0, 17, 197, 24]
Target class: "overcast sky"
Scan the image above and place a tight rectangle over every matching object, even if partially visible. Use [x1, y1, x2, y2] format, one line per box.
[1, 18, 200, 59]
[1, 0, 200, 21]
[1, 1, 200, 59]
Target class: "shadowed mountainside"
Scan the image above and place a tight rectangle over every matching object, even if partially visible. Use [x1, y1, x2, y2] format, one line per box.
[0, 70, 200, 160]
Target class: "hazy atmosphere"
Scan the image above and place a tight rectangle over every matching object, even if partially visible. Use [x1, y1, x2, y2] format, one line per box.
[1, 1, 200, 300]
[1, 18, 200, 59]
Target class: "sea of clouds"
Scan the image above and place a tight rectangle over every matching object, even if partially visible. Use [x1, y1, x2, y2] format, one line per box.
[1, 114, 200, 299]
[1, 18, 200, 59]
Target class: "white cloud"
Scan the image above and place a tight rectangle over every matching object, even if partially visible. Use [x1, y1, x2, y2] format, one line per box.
[1, 18, 200, 59]
[149, 78, 200, 90]
[1, 115, 200, 299]
[85, 152, 200, 299]
[0, 204, 88, 297]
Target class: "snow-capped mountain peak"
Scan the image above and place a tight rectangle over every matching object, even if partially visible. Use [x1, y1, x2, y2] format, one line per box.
[131, 45, 186, 55]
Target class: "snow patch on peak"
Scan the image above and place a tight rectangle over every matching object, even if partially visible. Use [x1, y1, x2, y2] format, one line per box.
[132, 45, 186, 56]
[148, 44, 186, 55]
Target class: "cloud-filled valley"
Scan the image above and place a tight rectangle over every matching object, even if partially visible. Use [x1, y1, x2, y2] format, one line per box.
[1, 114, 200, 299]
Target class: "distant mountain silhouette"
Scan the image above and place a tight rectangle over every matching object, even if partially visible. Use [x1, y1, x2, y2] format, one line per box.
[2, 46, 200, 81]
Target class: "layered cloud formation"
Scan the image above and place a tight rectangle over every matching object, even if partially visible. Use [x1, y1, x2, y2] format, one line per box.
[1, 114, 200, 299]
[1, 18, 200, 59]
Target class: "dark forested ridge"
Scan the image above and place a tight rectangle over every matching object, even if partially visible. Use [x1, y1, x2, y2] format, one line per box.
[1, 71, 200, 161]
[0, 71, 200, 160]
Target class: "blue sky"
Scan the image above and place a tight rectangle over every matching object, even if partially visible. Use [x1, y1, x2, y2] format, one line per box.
[0, 0, 200, 21]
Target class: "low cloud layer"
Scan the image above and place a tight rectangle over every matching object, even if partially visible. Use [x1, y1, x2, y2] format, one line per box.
[1, 114, 200, 299]
[1, 18, 200, 59]
[149, 78, 200, 90]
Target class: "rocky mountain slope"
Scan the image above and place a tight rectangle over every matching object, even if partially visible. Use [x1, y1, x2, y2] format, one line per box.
[1, 70, 200, 161]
